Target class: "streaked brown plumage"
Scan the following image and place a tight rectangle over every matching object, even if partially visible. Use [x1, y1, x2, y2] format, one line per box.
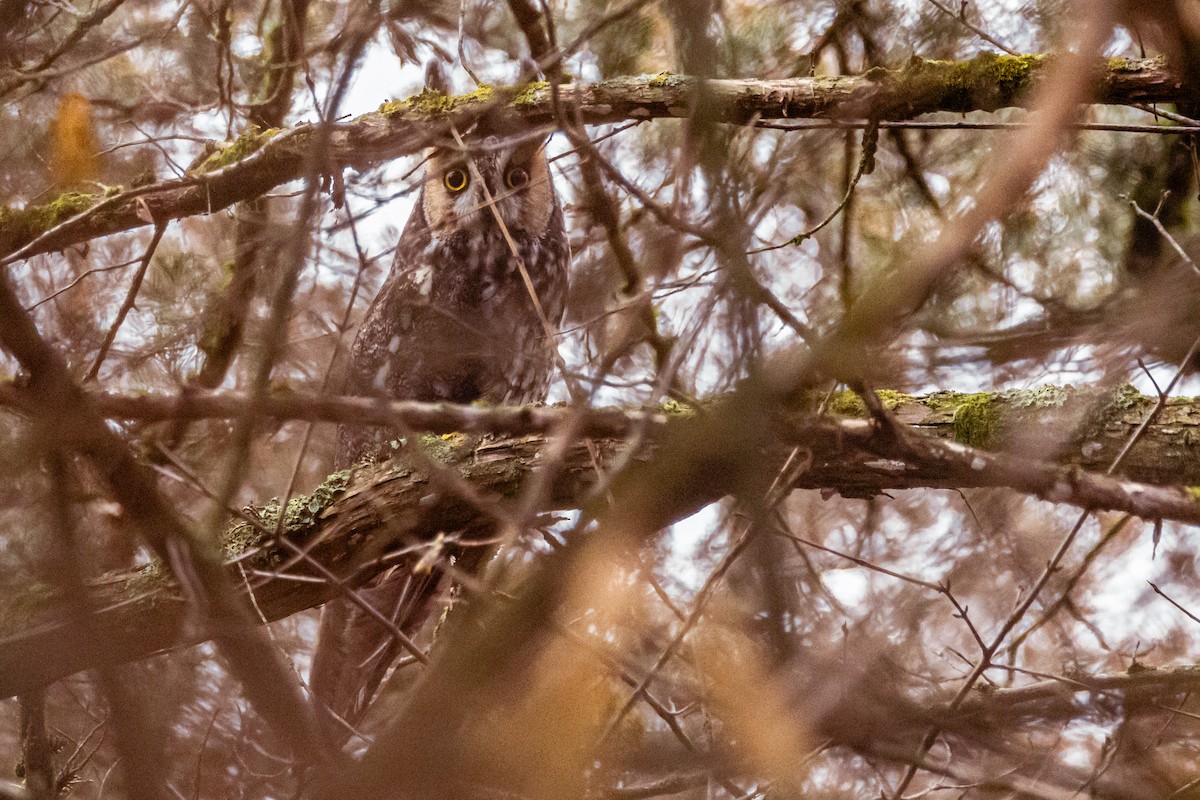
[311, 93, 569, 743]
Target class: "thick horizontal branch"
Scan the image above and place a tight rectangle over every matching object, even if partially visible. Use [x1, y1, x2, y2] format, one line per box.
[953, 663, 1200, 721]
[2, 384, 1200, 696]
[0, 54, 1183, 262]
[30, 381, 1200, 487]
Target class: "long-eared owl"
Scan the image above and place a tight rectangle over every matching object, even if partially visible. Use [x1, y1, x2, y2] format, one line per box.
[312, 79, 570, 738]
[335, 132, 569, 464]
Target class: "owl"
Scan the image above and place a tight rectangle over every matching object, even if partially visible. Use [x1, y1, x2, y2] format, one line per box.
[310, 85, 570, 741]
[333, 135, 569, 462]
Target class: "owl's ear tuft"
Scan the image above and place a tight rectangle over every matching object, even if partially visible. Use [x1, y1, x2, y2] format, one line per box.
[424, 61, 451, 95]
[509, 136, 551, 166]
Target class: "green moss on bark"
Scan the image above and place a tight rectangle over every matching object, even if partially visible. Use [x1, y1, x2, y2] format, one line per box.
[0, 192, 101, 254]
[379, 85, 496, 117]
[869, 52, 1045, 114]
[512, 81, 550, 104]
[952, 393, 1000, 448]
[192, 127, 284, 173]
[224, 469, 351, 563]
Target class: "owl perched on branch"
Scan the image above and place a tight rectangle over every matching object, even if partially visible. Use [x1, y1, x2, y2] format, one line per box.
[311, 66, 570, 742]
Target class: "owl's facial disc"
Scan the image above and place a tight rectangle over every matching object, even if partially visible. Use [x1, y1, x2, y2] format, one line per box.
[422, 144, 555, 241]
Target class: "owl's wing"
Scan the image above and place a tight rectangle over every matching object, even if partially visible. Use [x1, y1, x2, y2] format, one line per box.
[311, 242, 449, 742]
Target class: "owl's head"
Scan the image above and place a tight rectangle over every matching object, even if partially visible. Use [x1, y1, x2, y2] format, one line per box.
[420, 139, 558, 242]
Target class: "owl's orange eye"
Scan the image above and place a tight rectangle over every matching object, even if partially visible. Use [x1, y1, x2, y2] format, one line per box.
[444, 169, 469, 192]
[505, 167, 529, 190]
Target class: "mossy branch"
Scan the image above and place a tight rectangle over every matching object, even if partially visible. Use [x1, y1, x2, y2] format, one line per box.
[56, 382, 1200, 487]
[3, 384, 1200, 696]
[0, 54, 1184, 263]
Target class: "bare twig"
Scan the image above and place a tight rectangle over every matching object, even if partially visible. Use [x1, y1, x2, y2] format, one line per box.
[83, 221, 166, 383]
[923, 0, 1017, 55]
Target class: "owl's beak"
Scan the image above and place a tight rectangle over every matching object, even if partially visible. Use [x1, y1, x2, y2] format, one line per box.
[473, 174, 522, 231]
[479, 170, 502, 199]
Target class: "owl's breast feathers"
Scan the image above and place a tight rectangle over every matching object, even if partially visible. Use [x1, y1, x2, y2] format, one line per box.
[338, 193, 569, 466]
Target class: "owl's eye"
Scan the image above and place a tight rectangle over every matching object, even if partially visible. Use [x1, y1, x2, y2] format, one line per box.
[443, 169, 469, 192]
[505, 167, 529, 190]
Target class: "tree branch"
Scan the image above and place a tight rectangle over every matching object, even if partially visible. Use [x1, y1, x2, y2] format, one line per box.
[2, 384, 1199, 697]
[1, 382, 1194, 485]
[0, 54, 1181, 263]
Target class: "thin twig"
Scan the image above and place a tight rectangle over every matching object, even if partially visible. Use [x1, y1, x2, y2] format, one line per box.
[923, 0, 1017, 54]
[84, 221, 166, 383]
